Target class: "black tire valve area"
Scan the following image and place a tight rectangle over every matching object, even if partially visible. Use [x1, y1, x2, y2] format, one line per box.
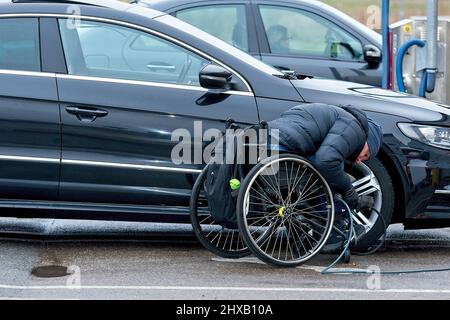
[31, 265, 71, 278]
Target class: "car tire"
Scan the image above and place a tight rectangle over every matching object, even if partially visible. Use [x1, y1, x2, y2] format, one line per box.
[348, 158, 395, 252]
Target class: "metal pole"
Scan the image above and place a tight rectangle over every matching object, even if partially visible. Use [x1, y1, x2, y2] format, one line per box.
[426, 0, 438, 93]
[382, 0, 390, 89]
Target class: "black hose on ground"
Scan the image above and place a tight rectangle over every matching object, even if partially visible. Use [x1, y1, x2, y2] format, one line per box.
[322, 203, 450, 275]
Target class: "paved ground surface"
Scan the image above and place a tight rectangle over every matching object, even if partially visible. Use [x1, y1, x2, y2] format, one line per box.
[0, 218, 450, 300]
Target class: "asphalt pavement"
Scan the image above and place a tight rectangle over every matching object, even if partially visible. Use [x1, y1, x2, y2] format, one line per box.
[0, 218, 450, 300]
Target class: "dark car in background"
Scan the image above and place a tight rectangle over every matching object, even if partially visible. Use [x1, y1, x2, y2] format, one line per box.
[139, 0, 383, 86]
[1, 0, 450, 248]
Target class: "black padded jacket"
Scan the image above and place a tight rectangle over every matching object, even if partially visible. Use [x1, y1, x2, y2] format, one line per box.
[269, 103, 369, 194]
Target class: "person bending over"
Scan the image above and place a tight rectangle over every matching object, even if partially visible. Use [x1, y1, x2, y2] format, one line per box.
[269, 103, 383, 250]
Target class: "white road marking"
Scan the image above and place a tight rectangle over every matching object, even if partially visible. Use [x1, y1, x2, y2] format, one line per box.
[211, 257, 369, 273]
[212, 257, 264, 264]
[0, 284, 450, 294]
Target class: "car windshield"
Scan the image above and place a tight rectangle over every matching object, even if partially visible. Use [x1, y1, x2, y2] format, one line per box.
[154, 14, 284, 77]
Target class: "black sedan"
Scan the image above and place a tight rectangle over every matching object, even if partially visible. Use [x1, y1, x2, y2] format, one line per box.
[139, 0, 383, 86]
[0, 0, 449, 248]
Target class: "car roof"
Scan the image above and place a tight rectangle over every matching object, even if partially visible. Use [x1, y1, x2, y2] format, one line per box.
[139, 0, 382, 45]
[0, 0, 164, 19]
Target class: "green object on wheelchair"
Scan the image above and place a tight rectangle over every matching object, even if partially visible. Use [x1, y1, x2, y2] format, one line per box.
[230, 178, 241, 191]
[278, 207, 285, 218]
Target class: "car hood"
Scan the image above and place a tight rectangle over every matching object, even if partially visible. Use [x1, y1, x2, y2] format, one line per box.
[292, 78, 450, 124]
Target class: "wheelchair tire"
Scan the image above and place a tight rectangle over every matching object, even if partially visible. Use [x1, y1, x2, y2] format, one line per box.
[190, 165, 251, 259]
[236, 154, 335, 267]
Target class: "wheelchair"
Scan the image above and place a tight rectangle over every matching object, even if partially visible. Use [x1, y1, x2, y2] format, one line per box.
[189, 123, 380, 267]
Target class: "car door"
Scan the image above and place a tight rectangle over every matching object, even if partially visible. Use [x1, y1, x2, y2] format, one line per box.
[0, 17, 60, 201]
[173, 1, 260, 58]
[253, 1, 381, 85]
[55, 17, 258, 206]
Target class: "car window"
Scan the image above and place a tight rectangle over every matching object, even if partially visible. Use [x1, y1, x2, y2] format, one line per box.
[0, 18, 40, 72]
[259, 5, 364, 61]
[58, 19, 210, 86]
[156, 14, 283, 78]
[176, 4, 249, 52]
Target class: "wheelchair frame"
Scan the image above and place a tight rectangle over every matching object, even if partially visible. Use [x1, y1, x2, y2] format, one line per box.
[189, 122, 381, 267]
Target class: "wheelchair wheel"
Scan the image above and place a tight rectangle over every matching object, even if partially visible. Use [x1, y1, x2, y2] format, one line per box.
[236, 154, 335, 267]
[190, 165, 251, 259]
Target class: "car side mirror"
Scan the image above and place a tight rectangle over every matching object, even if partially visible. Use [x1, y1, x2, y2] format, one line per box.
[199, 64, 233, 91]
[364, 44, 382, 65]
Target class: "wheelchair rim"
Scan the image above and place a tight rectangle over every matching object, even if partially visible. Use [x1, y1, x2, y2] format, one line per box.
[240, 156, 335, 265]
[190, 166, 249, 257]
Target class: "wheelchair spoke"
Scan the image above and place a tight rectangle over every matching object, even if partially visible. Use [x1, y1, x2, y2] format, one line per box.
[301, 178, 319, 198]
[297, 186, 324, 204]
[250, 221, 274, 240]
[251, 181, 280, 207]
[287, 219, 313, 253]
[290, 219, 317, 249]
[259, 174, 283, 202]
[292, 179, 318, 207]
[205, 227, 219, 238]
[299, 172, 314, 197]
[238, 156, 335, 265]
[291, 214, 328, 230]
[277, 224, 284, 261]
[199, 216, 210, 224]
[222, 229, 230, 250]
[247, 213, 274, 227]
[285, 222, 301, 258]
[270, 224, 281, 258]
[291, 208, 329, 221]
[287, 165, 308, 200]
[285, 222, 295, 260]
[258, 222, 281, 252]
[290, 191, 326, 210]
[284, 162, 292, 206]
[211, 230, 222, 246]
[291, 201, 329, 212]
[268, 163, 286, 206]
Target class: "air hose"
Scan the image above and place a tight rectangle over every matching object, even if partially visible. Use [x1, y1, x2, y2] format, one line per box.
[321, 199, 354, 275]
[321, 199, 450, 275]
[396, 39, 429, 98]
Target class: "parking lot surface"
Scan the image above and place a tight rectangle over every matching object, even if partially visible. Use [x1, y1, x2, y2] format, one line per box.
[0, 218, 450, 300]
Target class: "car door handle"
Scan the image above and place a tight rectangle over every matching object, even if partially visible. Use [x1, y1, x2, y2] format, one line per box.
[66, 106, 108, 122]
[146, 63, 176, 71]
[274, 65, 293, 71]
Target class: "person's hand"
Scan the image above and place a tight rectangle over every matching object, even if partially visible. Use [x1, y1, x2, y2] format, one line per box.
[343, 188, 359, 210]
[357, 195, 375, 212]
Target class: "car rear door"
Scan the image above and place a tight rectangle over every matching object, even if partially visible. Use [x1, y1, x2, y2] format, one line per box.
[55, 17, 258, 206]
[252, 0, 381, 85]
[0, 17, 60, 201]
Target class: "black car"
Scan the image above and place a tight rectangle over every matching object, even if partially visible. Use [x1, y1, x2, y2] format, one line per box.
[139, 0, 383, 86]
[0, 0, 449, 247]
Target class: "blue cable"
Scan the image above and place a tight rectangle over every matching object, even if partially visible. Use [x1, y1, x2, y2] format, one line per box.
[395, 39, 426, 93]
[381, 0, 390, 89]
[419, 69, 428, 98]
[321, 199, 353, 274]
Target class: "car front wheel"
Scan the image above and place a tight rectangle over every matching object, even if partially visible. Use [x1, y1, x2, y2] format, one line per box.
[345, 158, 395, 251]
